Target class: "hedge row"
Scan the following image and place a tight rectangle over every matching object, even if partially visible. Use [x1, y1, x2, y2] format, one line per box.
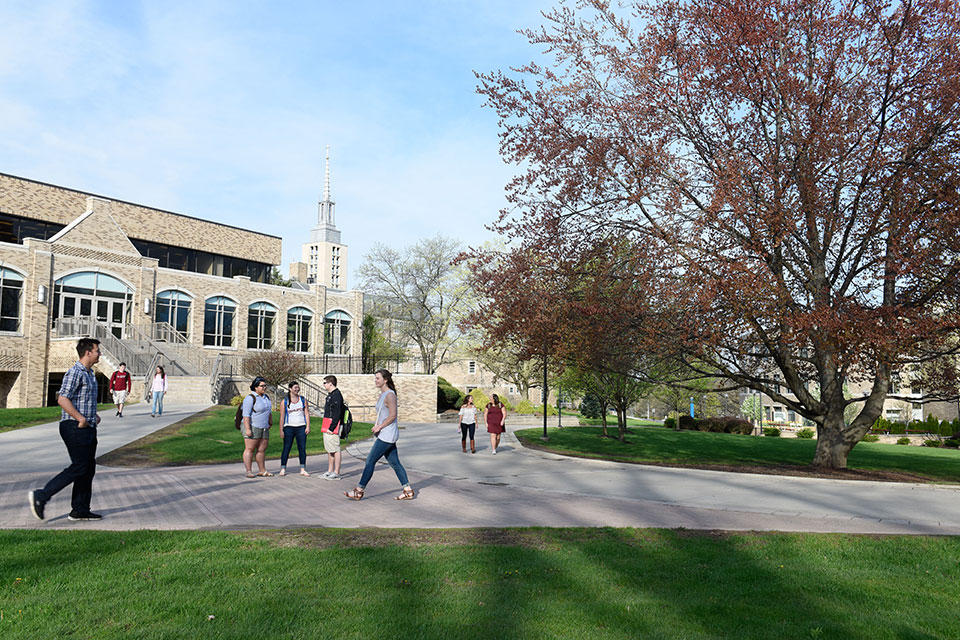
[667, 415, 754, 435]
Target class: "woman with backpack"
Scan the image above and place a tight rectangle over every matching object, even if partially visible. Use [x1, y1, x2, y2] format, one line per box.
[344, 369, 414, 501]
[241, 376, 273, 478]
[278, 381, 311, 477]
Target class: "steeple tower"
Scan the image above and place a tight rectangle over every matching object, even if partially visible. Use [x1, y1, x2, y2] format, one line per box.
[303, 146, 347, 289]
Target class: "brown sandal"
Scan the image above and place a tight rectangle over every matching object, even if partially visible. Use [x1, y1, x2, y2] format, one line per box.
[395, 487, 415, 501]
[344, 487, 364, 500]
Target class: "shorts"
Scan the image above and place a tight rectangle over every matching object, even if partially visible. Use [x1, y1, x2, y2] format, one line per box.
[112, 390, 128, 404]
[245, 426, 270, 440]
[323, 432, 341, 453]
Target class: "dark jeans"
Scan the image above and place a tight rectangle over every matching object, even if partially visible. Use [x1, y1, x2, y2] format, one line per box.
[280, 425, 307, 467]
[460, 422, 476, 442]
[358, 438, 408, 489]
[36, 420, 97, 514]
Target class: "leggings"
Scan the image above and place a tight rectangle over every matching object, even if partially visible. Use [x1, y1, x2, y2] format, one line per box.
[280, 425, 307, 467]
[358, 438, 409, 489]
[460, 422, 476, 442]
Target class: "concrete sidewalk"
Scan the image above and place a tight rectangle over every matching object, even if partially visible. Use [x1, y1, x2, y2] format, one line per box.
[1, 418, 958, 534]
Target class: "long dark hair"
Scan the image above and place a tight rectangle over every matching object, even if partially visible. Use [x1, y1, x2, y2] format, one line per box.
[156, 365, 166, 379]
[491, 393, 501, 407]
[286, 380, 299, 402]
[376, 369, 396, 393]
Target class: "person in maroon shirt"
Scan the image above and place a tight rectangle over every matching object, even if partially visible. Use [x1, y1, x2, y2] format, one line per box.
[484, 394, 507, 455]
[109, 362, 132, 418]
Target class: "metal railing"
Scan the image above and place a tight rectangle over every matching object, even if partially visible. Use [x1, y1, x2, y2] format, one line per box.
[148, 321, 189, 345]
[143, 352, 161, 401]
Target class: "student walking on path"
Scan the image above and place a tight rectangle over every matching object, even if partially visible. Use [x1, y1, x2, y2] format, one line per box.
[28, 338, 104, 521]
[109, 362, 131, 418]
[485, 394, 507, 455]
[321, 375, 344, 479]
[458, 394, 478, 453]
[150, 365, 167, 417]
[278, 381, 310, 477]
[345, 369, 414, 501]
[242, 376, 274, 478]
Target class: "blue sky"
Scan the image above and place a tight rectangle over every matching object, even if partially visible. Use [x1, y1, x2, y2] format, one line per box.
[0, 0, 549, 284]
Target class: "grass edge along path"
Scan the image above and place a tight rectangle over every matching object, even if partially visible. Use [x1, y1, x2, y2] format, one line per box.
[3, 528, 959, 640]
[0, 403, 122, 434]
[516, 426, 960, 484]
[97, 405, 374, 467]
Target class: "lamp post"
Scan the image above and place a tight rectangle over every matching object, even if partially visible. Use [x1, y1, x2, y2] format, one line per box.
[541, 354, 549, 441]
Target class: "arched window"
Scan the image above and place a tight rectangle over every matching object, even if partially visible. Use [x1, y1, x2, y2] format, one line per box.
[53, 271, 133, 338]
[287, 307, 313, 353]
[0, 267, 24, 333]
[203, 296, 236, 347]
[247, 302, 277, 350]
[156, 290, 192, 339]
[323, 310, 351, 355]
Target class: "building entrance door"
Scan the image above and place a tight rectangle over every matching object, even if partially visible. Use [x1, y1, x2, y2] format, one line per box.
[96, 299, 126, 338]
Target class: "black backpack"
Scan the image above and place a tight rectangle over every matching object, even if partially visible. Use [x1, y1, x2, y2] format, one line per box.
[234, 394, 255, 430]
[340, 403, 353, 440]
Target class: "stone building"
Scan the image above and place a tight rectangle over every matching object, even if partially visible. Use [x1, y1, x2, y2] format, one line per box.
[0, 171, 370, 410]
[299, 146, 348, 290]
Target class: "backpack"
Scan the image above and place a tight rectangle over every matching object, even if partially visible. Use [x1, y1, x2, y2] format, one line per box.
[234, 394, 255, 430]
[282, 395, 308, 420]
[340, 403, 353, 440]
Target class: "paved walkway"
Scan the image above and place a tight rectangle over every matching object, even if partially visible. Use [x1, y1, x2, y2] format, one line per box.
[1, 411, 958, 534]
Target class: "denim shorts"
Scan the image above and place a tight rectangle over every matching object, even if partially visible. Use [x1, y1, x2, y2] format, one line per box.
[245, 426, 270, 440]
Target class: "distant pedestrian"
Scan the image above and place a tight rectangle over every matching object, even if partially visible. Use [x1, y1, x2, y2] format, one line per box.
[150, 365, 167, 417]
[345, 369, 414, 501]
[109, 362, 131, 418]
[242, 376, 273, 478]
[484, 394, 507, 454]
[321, 375, 344, 479]
[458, 394, 477, 453]
[28, 338, 104, 521]
[279, 381, 311, 477]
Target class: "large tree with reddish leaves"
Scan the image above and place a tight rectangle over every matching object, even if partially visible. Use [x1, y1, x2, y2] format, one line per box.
[478, 0, 960, 468]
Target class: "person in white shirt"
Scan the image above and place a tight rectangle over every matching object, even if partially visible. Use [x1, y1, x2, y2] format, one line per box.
[458, 394, 478, 453]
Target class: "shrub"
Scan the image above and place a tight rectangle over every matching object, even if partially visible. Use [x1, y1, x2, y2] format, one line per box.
[796, 428, 815, 439]
[579, 393, 603, 419]
[943, 438, 960, 449]
[694, 417, 753, 434]
[896, 437, 911, 445]
[763, 426, 781, 437]
[437, 377, 463, 412]
[470, 389, 491, 412]
[513, 398, 536, 414]
[229, 394, 244, 406]
[663, 417, 676, 429]
[861, 434, 879, 443]
[923, 439, 942, 448]
[678, 415, 696, 430]
[871, 417, 892, 433]
[889, 422, 907, 435]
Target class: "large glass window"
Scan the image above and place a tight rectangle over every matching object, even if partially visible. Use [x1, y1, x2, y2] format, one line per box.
[203, 296, 236, 347]
[156, 290, 192, 338]
[323, 310, 351, 355]
[0, 267, 24, 332]
[52, 271, 132, 338]
[130, 238, 271, 283]
[247, 302, 277, 350]
[286, 307, 313, 353]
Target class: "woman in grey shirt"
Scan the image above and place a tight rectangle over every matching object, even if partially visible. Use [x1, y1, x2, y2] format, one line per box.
[242, 376, 274, 478]
[344, 369, 414, 500]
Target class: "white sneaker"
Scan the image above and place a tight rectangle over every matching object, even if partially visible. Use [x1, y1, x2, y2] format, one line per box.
[492, 449, 497, 455]
[328, 473, 342, 480]
[321, 471, 332, 479]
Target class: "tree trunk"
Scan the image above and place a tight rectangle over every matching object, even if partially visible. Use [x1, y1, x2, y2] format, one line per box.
[600, 401, 609, 437]
[811, 416, 860, 469]
[617, 406, 627, 443]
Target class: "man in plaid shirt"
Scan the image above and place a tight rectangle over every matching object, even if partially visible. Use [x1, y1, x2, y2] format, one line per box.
[29, 338, 103, 521]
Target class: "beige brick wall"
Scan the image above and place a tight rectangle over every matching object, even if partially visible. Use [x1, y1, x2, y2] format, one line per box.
[0, 173, 281, 264]
[313, 373, 437, 424]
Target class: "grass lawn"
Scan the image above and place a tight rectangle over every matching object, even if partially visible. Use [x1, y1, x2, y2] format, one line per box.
[96, 406, 373, 466]
[0, 403, 120, 434]
[2, 528, 958, 639]
[515, 426, 960, 483]
[577, 416, 663, 427]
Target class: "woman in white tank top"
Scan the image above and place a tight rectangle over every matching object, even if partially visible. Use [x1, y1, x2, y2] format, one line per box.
[344, 369, 414, 501]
